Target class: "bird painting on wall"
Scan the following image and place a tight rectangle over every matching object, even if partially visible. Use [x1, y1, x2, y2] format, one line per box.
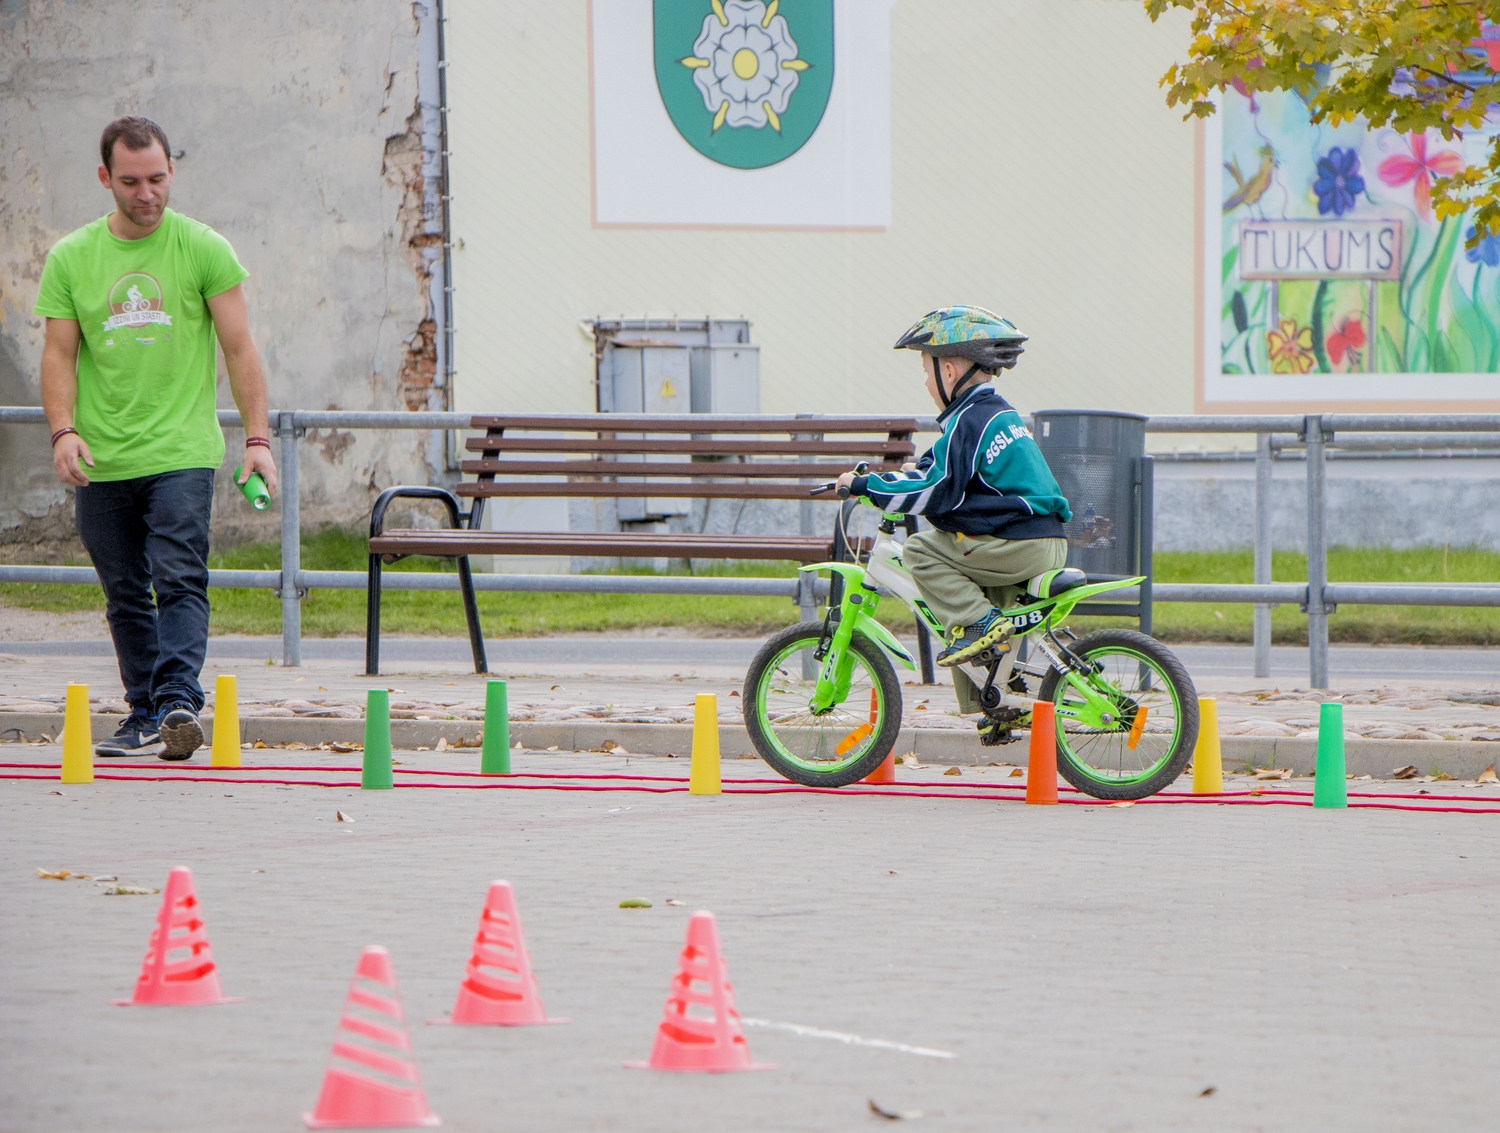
[1223, 144, 1277, 214]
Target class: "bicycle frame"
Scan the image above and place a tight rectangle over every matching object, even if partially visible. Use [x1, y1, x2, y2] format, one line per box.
[801, 506, 1144, 730]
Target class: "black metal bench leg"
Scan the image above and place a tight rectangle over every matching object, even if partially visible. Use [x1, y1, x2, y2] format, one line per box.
[455, 554, 488, 674]
[365, 553, 383, 676]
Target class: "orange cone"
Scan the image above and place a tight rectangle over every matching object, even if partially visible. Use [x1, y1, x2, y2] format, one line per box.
[113, 866, 241, 1006]
[1025, 700, 1059, 805]
[432, 881, 566, 1026]
[626, 911, 772, 1072]
[304, 946, 440, 1129]
[862, 689, 896, 783]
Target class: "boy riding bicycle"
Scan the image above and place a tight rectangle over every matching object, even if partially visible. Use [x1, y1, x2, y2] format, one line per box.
[836, 305, 1072, 686]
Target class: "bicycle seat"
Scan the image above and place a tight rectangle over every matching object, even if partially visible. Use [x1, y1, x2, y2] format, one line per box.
[1025, 567, 1088, 600]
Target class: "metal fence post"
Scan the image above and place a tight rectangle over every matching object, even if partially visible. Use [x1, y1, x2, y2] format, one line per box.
[1303, 415, 1329, 689]
[1253, 431, 1273, 679]
[277, 410, 303, 667]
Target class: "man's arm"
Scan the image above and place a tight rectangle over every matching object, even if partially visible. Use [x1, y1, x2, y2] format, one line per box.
[206, 283, 278, 495]
[39, 318, 94, 486]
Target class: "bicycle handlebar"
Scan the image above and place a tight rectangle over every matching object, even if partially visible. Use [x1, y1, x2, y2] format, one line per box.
[810, 460, 869, 499]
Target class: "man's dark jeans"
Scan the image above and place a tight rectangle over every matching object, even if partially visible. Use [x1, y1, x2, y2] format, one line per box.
[75, 468, 215, 718]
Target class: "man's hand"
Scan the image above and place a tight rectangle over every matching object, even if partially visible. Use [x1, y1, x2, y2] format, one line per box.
[836, 470, 857, 495]
[53, 433, 94, 487]
[238, 444, 279, 497]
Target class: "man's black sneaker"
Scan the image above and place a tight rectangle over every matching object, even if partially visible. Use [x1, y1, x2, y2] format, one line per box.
[96, 715, 163, 758]
[158, 706, 204, 761]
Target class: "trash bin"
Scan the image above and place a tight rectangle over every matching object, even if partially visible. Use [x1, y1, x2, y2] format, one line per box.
[1032, 409, 1153, 631]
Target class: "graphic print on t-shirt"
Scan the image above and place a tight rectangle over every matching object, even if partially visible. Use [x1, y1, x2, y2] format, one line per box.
[102, 272, 173, 333]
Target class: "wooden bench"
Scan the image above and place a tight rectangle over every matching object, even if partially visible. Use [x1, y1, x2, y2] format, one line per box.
[366, 414, 932, 675]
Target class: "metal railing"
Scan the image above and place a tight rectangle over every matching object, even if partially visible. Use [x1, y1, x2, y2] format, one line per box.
[3, 407, 1499, 687]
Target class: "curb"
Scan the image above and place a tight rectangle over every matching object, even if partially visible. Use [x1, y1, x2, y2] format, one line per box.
[3, 712, 1496, 778]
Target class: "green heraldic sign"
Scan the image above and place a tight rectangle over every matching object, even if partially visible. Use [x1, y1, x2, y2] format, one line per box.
[654, 0, 835, 169]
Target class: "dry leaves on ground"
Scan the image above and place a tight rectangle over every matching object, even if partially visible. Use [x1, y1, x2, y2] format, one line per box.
[36, 868, 89, 880]
[1477, 764, 1497, 783]
[1393, 765, 1419, 779]
[1254, 768, 1293, 780]
[336, 811, 355, 823]
[869, 1099, 923, 1121]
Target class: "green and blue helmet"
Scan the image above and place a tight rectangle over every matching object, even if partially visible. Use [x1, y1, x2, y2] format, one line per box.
[894, 306, 1029, 408]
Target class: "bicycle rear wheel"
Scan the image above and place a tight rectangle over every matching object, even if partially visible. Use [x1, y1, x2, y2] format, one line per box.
[743, 622, 902, 787]
[1037, 629, 1198, 800]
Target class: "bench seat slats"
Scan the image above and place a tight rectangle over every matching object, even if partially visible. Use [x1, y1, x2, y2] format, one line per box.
[371, 529, 833, 563]
[458, 459, 905, 478]
[455, 482, 863, 500]
[463, 437, 915, 457]
[469, 415, 923, 434]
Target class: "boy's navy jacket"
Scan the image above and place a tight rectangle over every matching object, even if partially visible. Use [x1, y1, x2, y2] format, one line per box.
[850, 385, 1072, 539]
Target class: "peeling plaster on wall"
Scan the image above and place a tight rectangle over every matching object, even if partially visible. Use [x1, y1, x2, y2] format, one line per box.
[0, 0, 446, 556]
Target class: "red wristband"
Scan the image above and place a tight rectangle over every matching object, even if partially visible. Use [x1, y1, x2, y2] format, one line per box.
[50, 426, 79, 447]
[245, 436, 272, 450]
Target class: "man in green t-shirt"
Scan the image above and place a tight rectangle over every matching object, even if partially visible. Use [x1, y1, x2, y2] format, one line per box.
[36, 116, 278, 761]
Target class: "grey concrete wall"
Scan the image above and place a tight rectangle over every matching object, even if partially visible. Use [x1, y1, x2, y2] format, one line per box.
[0, 0, 445, 561]
[1153, 457, 1500, 552]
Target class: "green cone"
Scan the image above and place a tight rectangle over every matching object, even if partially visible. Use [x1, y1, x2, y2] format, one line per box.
[362, 688, 394, 789]
[481, 679, 511, 775]
[1313, 701, 1346, 809]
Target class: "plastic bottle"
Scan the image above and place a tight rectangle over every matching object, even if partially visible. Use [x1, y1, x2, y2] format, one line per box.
[235, 466, 270, 510]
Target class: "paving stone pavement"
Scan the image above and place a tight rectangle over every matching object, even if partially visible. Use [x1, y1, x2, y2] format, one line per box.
[3, 745, 1499, 1132]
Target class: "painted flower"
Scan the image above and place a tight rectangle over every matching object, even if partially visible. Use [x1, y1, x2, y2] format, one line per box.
[1325, 316, 1367, 366]
[1313, 146, 1364, 216]
[1377, 133, 1463, 221]
[1464, 224, 1500, 268]
[685, 0, 806, 132]
[1266, 318, 1316, 374]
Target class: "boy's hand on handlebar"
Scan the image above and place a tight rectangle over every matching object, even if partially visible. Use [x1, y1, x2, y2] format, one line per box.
[835, 470, 857, 498]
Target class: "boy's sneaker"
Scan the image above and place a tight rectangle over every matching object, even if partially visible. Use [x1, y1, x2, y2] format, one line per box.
[157, 705, 204, 761]
[936, 610, 1013, 667]
[96, 715, 163, 758]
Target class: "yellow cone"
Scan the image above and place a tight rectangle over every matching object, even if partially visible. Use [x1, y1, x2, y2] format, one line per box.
[689, 693, 721, 795]
[61, 683, 93, 784]
[1191, 696, 1223, 794]
[211, 674, 241, 768]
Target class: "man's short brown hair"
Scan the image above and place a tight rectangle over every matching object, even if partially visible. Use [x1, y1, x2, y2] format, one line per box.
[100, 116, 171, 172]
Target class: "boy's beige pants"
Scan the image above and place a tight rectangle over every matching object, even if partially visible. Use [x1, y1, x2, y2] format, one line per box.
[901, 530, 1068, 715]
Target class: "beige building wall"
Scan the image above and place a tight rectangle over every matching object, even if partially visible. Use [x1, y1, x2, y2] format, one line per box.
[447, 0, 1196, 421]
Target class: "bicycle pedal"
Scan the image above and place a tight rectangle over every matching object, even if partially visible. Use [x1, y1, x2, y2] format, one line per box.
[968, 644, 1011, 667]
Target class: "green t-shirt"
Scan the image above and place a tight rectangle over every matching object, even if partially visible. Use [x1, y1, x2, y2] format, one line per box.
[33, 208, 248, 481]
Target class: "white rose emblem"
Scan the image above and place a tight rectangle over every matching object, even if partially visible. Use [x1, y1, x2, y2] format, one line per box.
[680, 0, 809, 132]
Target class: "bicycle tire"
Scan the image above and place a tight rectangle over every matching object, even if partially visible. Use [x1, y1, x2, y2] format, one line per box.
[1037, 629, 1198, 800]
[743, 621, 903, 787]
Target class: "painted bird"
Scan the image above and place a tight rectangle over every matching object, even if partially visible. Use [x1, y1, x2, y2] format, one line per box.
[1223, 145, 1276, 214]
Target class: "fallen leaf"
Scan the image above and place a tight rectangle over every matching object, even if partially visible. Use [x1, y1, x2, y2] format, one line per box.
[550, 685, 560, 691]
[92, 875, 117, 883]
[436, 737, 448, 752]
[900, 753, 921, 768]
[868, 1099, 923, 1121]
[619, 898, 652, 909]
[250, 869, 265, 874]
[1009, 768, 1024, 778]
[546, 745, 560, 752]
[102, 885, 158, 896]
[1478, 764, 1497, 784]
[336, 811, 355, 823]
[1254, 768, 1292, 780]
[943, 767, 962, 777]
[664, 898, 685, 906]
[286, 741, 308, 750]
[328, 742, 356, 753]
[1199, 1086, 1217, 1097]
[1109, 800, 1136, 807]
[1433, 771, 1452, 781]
[728, 690, 739, 697]
[36, 868, 89, 880]
[599, 740, 620, 752]
[253, 740, 268, 749]
[1392, 765, 1419, 779]
[49, 790, 63, 795]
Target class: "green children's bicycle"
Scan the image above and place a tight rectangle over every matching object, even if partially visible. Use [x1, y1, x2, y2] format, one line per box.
[742, 477, 1199, 801]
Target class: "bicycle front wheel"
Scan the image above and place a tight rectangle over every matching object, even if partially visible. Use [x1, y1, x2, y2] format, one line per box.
[743, 622, 902, 787]
[1037, 629, 1198, 800]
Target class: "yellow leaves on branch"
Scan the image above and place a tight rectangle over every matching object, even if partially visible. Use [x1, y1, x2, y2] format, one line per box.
[1143, 0, 1500, 238]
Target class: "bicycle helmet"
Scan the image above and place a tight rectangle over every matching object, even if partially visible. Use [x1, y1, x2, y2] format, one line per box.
[894, 305, 1028, 407]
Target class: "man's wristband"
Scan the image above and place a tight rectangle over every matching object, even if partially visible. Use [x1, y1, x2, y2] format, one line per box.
[245, 436, 272, 450]
[50, 426, 79, 447]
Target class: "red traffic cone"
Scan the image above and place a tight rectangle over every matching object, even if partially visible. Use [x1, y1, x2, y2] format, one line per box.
[626, 911, 772, 1072]
[113, 866, 241, 1006]
[861, 689, 896, 784]
[304, 946, 440, 1129]
[1026, 700, 1059, 805]
[432, 881, 566, 1026]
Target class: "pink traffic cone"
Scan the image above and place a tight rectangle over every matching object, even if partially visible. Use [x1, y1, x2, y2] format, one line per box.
[113, 866, 241, 1006]
[434, 881, 565, 1025]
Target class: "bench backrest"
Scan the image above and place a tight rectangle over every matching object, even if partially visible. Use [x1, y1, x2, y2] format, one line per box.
[458, 414, 924, 501]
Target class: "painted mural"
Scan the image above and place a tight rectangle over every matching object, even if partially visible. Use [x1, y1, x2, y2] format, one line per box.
[1212, 79, 1500, 398]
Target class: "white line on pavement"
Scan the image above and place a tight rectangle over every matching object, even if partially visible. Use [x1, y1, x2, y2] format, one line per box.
[740, 1017, 956, 1059]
